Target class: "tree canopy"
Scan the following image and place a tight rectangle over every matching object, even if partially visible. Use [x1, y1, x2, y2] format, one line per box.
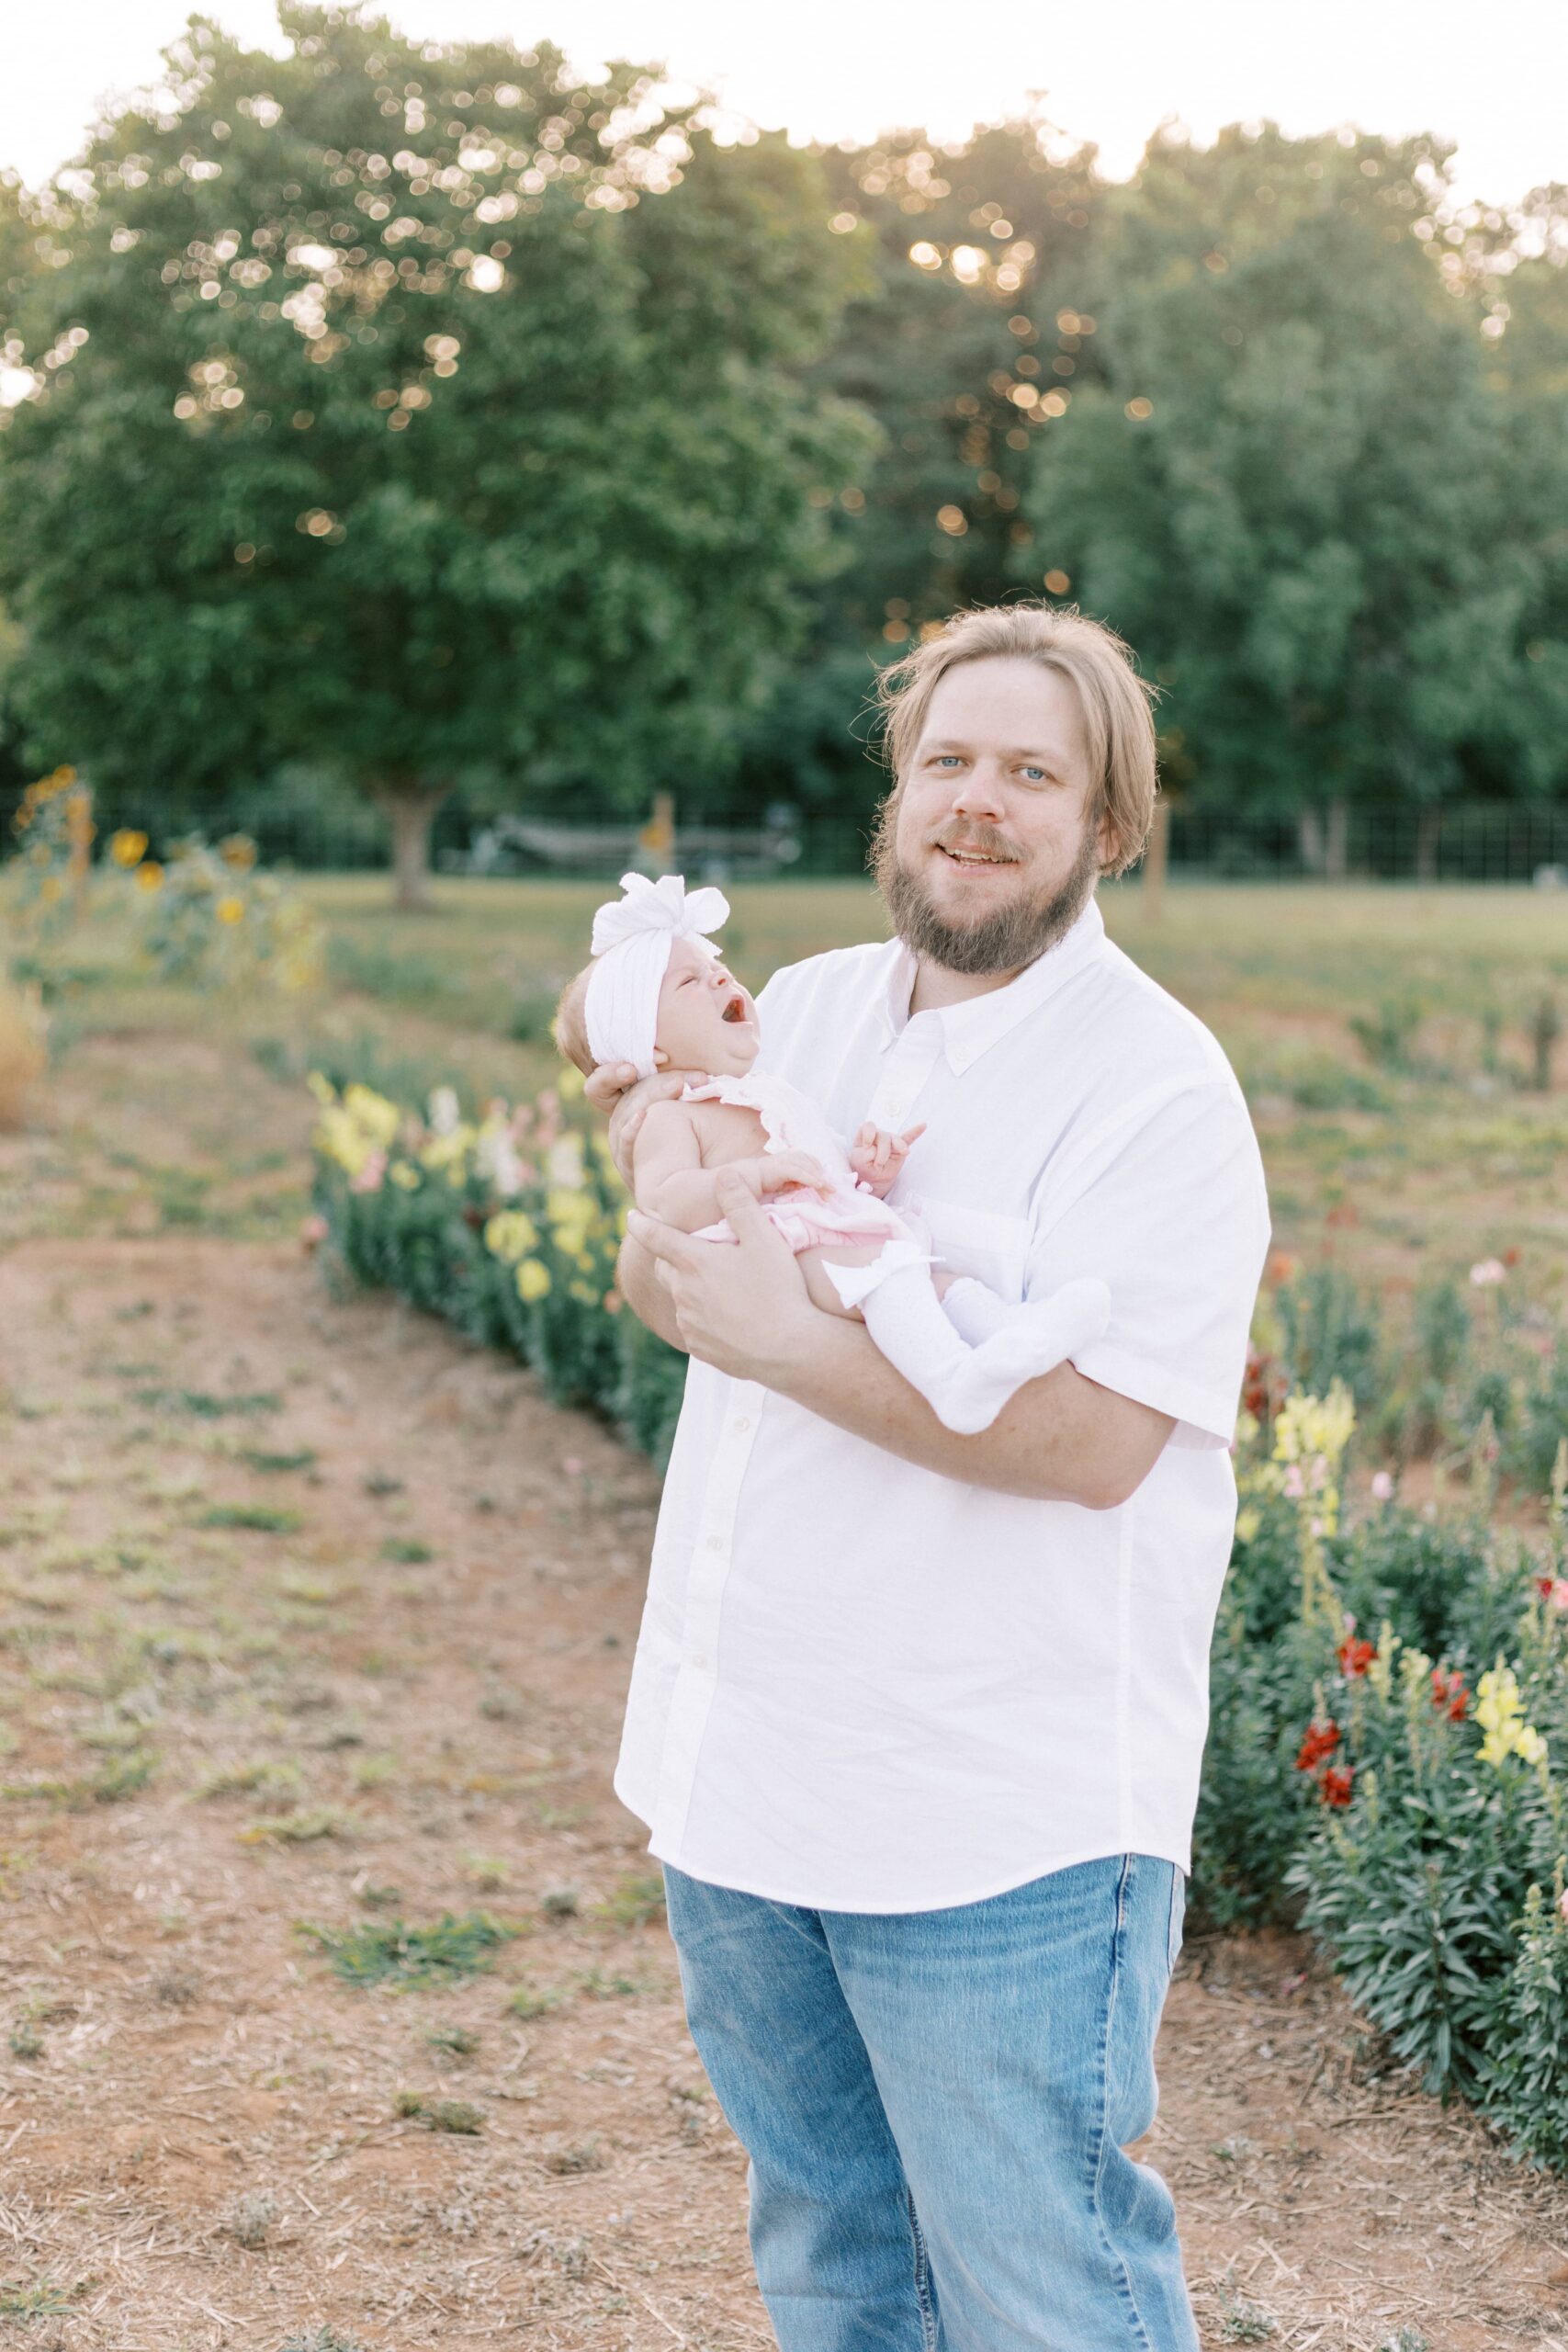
[0, 5, 871, 896]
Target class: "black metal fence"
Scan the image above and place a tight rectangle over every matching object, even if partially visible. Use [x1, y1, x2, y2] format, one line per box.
[8, 795, 1568, 886]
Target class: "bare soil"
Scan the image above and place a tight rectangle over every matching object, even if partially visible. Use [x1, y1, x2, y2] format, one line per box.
[2, 1237, 1568, 2350]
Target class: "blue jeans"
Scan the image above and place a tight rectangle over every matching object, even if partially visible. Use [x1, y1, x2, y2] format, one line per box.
[663, 1854, 1196, 2352]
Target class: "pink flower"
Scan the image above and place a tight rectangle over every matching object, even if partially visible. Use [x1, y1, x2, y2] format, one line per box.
[300, 1213, 329, 1248]
[1550, 1580, 1568, 1613]
[350, 1148, 387, 1193]
[1371, 1470, 1394, 1503]
[1470, 1258, 1506, 1287]
[1560, 1887, 1568, 1926]
[1282, 1463, 1305, 1499]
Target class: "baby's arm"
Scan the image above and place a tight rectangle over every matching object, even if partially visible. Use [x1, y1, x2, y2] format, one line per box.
[632, 1102, 825, 1233]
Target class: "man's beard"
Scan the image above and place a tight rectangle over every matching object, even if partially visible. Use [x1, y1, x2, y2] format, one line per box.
[869, 797, 1101, 978]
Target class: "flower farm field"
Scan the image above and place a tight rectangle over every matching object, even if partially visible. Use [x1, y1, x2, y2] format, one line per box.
[6, 875, 1568, 2346]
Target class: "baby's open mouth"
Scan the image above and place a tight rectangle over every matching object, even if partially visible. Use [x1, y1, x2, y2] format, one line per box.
[720, 991, 750, 1023]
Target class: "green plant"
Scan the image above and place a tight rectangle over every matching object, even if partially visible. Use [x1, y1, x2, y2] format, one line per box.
[1273, 1265, 1382, 1413]
[395, 2092, 484, 2133]
[297, 1911, 518, 1988]
[1348, 996, 1425, 1073]
[199, 1504, 303, 1532]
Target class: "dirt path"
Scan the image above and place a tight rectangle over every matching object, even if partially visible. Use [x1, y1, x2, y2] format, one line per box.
[3, 1237, 1568, 2350]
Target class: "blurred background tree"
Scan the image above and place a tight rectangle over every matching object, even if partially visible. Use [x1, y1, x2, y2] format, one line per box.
[0, 4, 872, 903]
[0, 8, 1565, 876]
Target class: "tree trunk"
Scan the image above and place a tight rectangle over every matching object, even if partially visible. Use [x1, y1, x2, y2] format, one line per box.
[373, 780, 447, 912]
[1415, 807, 1441, 884]
[1297, 807, 1325, 875]
[1325, 797, 1349, 881]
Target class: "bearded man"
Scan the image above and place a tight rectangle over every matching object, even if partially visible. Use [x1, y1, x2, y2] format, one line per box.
[589, 603, 1270, 2351]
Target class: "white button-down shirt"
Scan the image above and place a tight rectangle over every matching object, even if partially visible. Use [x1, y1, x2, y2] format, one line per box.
[615, 899, 1270, 1912]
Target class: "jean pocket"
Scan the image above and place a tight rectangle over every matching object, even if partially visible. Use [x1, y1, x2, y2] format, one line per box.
[1167, 1867, 1187, 1973]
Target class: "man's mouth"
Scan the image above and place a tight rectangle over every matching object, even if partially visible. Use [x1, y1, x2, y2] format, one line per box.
[935, 842, 1017, 870]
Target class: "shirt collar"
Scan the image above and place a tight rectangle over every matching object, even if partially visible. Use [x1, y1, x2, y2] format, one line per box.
[874, 896, 1108, 1074]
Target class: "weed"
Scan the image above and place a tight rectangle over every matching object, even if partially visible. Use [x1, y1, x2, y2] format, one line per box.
[597, 1871, 666, 1928]
[1, 1751, 155, 1807]
[278, 2329, 367, 2352]
[379, 1536, 433, 1564]
[1215, 2274, 1278, 2343]
[363, 1468, 404, 1497]
[0, 2278, 79, 2317]
[478, 1687, 523, 1720]
[541, 2137, 605, 2175]
[462, 1850, 509, 1890]
[195, 1758, 303, 1802]
[507, 1980, 566, 2021]
[395, 2092, 484, 2134]
[8, 2022, 42, 2060]
[133, 1387, 281, 1417]
[350, 1754, 398, 1791]
[1376, 2333, 1430, 2352]
[577, 1967, 651, 2000]
[239, 1805, 345, 1845]
[540, 1885, 580, 1918]
[240, 1447, 318, 1473]
[424, 2022, 480, 2057]
[224, 2189, 277, 2249]
[298, 1910, 518, 1988]
[152, 1968, 199, 2007]
[200, 1504, 303, 1532]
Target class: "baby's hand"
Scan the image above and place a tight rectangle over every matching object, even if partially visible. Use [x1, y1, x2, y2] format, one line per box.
[849, 1121, 926, 1196]
[736, 1149, 829, 1200]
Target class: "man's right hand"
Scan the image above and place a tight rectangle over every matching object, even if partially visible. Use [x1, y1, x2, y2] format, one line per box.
[583, 1063, 703, 1188]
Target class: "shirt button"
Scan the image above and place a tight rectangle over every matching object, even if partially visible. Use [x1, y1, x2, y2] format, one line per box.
[692, 1653, 710, 1671]
[705, 1534, 723, 1550]
[734, 1416, 750, 1432]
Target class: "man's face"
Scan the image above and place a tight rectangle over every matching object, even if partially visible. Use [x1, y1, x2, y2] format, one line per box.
[652, 937, 760, 1077]
[872, 654, 1106, 978]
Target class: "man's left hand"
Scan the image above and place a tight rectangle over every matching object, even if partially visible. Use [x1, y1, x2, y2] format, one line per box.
[626, 1171, 817, 1382]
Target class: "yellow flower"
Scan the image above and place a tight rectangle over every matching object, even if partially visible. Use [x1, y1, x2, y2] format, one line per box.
[109, 829, 148, 867]
[39, 876, 62, 905]
[516, 1259, 551, 1303]
[136, 861, 164, 891]
[558, 1065, 586, 1101]
[1272, 1384, 1356, 1469]
[343, 1083, 400, 1150]
[1474, 1665, 1549, 1769]
[215, 895, 245, 925]
[1234, 1507, 1262, 1545]
[219, 833, 258, 870]
[484, 1210, 538, 1262]
[389, 1161, 420, 1190]
[306, 1070, 337, 1106]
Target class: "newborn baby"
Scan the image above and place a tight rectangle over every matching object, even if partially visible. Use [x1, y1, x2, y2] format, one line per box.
[556, 873, 1109, 1435]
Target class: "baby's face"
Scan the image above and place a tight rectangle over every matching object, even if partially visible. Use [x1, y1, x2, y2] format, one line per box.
[654, 937, 759, 1076]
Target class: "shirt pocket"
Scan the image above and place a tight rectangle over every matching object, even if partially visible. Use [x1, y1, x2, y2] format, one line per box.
[917, 1196, 1031, 1305]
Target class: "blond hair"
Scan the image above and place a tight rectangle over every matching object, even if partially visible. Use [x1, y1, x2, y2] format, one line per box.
[873, 604, 1159, 876]
[553, 965, 595, 1076]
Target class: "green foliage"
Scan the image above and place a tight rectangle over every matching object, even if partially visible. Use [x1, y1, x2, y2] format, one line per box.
[298, 1909, 517, 1987]
[0, 6, 871, 856]
[395, 2091, 483, 2133]
[1272, 1265, 1382, 1413]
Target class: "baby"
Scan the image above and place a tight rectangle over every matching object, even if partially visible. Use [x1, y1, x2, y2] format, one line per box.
[556, 873, 1109, 1435]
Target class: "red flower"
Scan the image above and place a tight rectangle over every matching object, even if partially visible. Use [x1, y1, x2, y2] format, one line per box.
[1296, 1721, 1341, 1772]
[1337, 1636, 1376, 1678]
[1430, 1667, 1469, 1723]
[1540, 1577, 1556, 1600]
[1321, 1767, 1355, 1808]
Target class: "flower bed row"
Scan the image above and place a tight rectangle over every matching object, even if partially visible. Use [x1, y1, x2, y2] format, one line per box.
[310, 1070, 1568, 2169]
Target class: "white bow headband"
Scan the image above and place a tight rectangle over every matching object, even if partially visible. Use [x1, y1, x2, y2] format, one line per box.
[584, 872, 731, 1079]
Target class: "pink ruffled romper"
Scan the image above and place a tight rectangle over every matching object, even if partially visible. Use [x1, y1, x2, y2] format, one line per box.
[683, 1073, 920, 1261]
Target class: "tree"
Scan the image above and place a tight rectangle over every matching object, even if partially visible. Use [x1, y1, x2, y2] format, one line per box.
[0, 6, 870, 903]
[726, 119, 1106, 825]
[1022, 126, 1568, 843]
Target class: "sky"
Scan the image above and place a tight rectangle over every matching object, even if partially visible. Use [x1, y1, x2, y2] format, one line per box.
[2, 0, 1565, 206]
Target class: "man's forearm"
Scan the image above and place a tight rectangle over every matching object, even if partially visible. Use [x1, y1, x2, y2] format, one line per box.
[759, 1308, 1170, 1508]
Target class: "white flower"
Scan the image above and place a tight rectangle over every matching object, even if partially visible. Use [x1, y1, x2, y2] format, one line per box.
[428, 1084, 461, 1136]
[1470, 1258, 1506, 1286]
[546, 1136, 585, 1188]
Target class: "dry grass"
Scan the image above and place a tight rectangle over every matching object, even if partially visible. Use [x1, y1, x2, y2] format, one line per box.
[0, 976, 47, 1129]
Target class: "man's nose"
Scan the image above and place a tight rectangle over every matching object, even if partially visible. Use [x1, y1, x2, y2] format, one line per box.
[949, 763, 1006, 820]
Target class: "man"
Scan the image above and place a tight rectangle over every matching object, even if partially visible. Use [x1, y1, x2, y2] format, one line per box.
[590, 604, 1269, 2350]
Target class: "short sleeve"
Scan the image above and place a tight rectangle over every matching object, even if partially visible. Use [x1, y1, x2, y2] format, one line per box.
[1026, 1077, 1270, 1450]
